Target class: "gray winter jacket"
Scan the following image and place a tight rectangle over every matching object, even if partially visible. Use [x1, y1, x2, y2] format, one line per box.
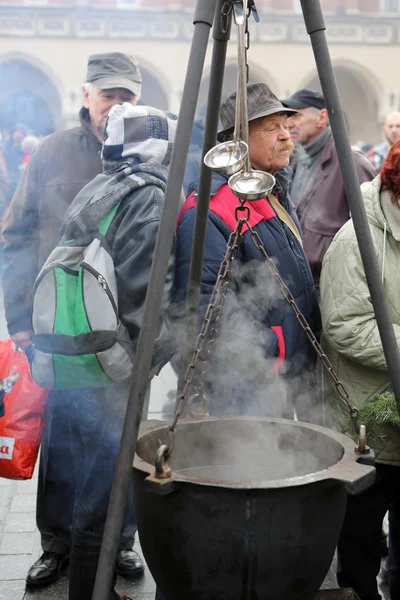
[2, 108, 102, 335]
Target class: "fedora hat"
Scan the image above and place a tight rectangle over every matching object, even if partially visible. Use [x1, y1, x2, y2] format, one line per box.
[218, 82, 297, 142]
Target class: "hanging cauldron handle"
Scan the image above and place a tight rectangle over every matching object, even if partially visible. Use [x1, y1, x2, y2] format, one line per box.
[154, 445, 172, 479]
[324, 458, 375, 495]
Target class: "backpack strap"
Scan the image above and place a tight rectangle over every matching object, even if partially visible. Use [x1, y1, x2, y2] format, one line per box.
[62, 167, 134, 242]
[97, 202, 121, 236]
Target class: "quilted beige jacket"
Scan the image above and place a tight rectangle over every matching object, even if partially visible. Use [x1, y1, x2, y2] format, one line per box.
[320, 175, 400, 465]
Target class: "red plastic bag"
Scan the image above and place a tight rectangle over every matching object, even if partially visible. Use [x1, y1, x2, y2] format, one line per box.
[0, 338, 48, 480]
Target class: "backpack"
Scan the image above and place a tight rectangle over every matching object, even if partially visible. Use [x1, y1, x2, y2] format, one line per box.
[31, 185, 134, 390]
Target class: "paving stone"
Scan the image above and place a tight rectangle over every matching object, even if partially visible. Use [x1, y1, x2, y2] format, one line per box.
[0, 579, 26, 600]
[117, 572, 156, 596]
[16, 478, 39, 495]
[0, 532, 35, 554]
[24, 573, 68, 600]
[0, 504, 9, 521]
[0, 477, 15, 486]
[0, 554, 32, 580]
[4, 512, 37, 533]
[0, 485, 13, 505]
[10, 494, 37, 513]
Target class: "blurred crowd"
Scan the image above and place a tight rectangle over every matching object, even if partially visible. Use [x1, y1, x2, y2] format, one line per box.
[0, 124, 43, 213]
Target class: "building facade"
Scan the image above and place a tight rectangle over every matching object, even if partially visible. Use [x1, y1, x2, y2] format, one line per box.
[0, 0, 399, 143]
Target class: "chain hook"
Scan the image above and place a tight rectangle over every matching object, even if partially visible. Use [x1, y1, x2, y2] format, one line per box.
[154, 444, 172, 479]
[355, 424, 367, 455]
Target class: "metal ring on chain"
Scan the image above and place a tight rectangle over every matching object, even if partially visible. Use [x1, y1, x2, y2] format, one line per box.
[187, 392, 209, 419]
[235, 206, 250, 221]
[154, 444, 172, 479]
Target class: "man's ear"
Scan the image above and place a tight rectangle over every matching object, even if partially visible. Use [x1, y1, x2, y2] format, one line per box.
[318, 108, 329, 128]
[82, 85, 90, 109]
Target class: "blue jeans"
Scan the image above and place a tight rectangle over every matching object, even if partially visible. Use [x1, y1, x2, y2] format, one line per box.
[37, 385, 137, 599]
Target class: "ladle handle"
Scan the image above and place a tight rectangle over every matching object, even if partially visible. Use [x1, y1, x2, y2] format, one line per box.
[233, 70, 241, 145]
[233, 0, 251, 174]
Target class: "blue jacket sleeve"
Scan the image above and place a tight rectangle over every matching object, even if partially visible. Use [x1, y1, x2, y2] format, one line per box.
[174, 207, 279, 359]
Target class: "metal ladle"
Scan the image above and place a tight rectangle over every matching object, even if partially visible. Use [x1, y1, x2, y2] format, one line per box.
[203, 70, 248, 176]
[228, 0, 276, 201]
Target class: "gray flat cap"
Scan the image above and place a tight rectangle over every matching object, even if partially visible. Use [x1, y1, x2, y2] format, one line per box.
[86, 52, 142, 98]
[218, 82, 297, 141]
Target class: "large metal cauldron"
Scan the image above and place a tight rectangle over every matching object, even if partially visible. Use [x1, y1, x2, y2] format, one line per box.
[132, 417, 375, 600]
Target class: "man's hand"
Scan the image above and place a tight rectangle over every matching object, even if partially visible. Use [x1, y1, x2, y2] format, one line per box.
[11, 330, 33, 350]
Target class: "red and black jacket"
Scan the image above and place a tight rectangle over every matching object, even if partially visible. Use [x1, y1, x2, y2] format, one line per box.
[174, 169, 320, 412]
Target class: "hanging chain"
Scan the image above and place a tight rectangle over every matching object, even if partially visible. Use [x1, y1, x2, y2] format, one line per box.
[241, 214, 359, 431]
[168, 215, 247, 440]
[187, 275, 231, 419]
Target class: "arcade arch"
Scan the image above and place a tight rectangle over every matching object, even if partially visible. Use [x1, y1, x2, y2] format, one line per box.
[300, 61, 382, 145]
[136, 59, 170, 110]
[0, 54, 62, 135]
[196, 61, 279, 116]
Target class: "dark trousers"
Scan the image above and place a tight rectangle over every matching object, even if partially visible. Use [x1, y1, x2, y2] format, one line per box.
[37, 386, 137, 599]
[337, 463, 400, 600]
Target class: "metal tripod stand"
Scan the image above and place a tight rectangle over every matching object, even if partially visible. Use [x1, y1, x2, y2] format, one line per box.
[93, 1, 400, 598]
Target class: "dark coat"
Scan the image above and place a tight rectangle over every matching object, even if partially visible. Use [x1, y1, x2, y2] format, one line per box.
[2, 108, 102, 335]
[296, 135, 376, 286]
[175, 169, 321, 408]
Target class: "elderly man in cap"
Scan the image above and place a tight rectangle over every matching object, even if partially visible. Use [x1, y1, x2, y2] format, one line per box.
[282, 88, 375, 289]
[2, 52, 144, 589]
[175, 83, 320, 423]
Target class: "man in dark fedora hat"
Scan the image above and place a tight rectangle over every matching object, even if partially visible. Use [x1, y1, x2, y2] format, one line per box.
[175, 82, 321, 421]
[282, 88, 375, 290]
[2, 52, 145, 592]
